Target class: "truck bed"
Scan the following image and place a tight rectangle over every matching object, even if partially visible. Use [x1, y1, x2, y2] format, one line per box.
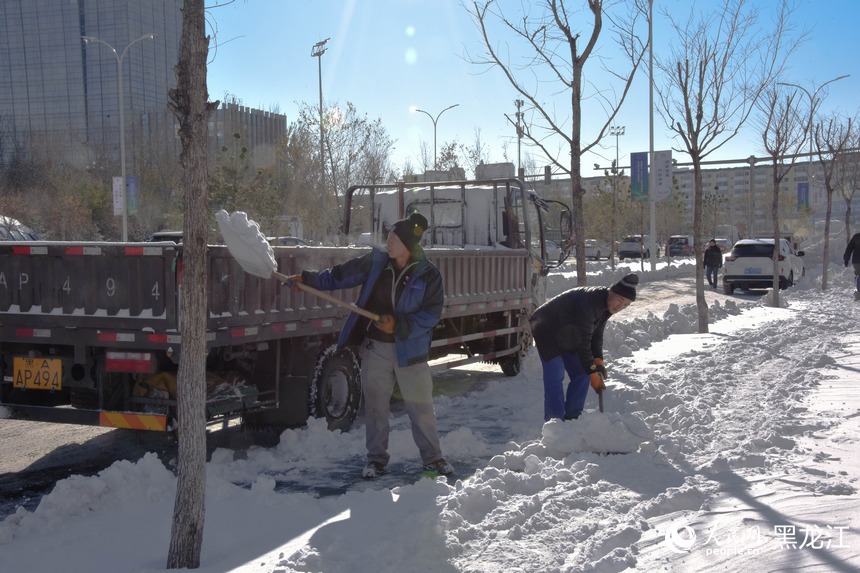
[0, 242, 532, 348]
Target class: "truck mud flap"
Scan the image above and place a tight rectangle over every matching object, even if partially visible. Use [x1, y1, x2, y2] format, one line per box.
[6, 404, 172, 432]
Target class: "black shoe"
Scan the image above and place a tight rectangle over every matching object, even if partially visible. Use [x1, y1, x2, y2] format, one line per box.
[362, 461, 386, 479]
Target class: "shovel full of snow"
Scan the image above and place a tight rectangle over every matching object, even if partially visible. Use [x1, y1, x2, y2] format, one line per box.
[215, 210, 381, 322]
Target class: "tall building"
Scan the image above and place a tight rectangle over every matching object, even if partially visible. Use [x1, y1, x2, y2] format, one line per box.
[0, 0, 182, 166]
[0, 1, 287, 170]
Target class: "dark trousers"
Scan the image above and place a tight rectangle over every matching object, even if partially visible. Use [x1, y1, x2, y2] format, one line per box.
[706, 265, 719, 287]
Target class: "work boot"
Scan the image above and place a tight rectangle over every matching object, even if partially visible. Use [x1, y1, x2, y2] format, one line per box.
[362, 461, 386, 479]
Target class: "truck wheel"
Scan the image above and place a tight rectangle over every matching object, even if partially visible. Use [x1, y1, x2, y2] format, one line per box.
[499, 354, 521, 376]
[499, 313, 531, 377]
[309, 345, 361, 432]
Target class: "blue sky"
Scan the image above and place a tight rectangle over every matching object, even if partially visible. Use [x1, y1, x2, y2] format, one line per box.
[205, 0, 859, 177]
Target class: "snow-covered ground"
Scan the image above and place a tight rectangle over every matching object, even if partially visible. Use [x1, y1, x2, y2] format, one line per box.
[1, 245, 859, 573]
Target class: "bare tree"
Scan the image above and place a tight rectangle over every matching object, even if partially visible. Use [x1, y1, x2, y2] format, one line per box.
[166, 0, 216, 568]
[841, 119, 860, 239]
[814, 113, 854, 289]
[756, 85, 805, 306]
[466, 0, 648, 285]
[655, 0, 800, 330]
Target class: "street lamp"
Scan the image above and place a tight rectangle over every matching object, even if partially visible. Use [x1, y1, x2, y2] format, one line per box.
[82, 33, 154, 242]
[609, 126, 625, 268]
[311, 38, 330, 220]
[412, 104, 460, 170]
[777, 75, 850, 197]
[514, 99, 524, 178]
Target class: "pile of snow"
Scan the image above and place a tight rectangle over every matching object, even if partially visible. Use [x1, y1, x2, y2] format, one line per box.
[1, 257, 859, 572]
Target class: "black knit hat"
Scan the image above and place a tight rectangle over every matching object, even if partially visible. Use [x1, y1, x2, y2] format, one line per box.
[390, 212, 428, 253]
[610, 273, 639, 301]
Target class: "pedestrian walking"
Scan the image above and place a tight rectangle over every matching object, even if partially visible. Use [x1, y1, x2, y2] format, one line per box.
[844, 232, 860, 295]
[704, 238, 723, 289]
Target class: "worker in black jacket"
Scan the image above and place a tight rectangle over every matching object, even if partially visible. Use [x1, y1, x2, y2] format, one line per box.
[844, 232, 860, 294]
[529, 274, 638, 421]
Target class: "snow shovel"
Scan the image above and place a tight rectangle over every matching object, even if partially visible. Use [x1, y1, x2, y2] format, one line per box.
[597, 373, 606, 413]
[215, 210, 381, 322]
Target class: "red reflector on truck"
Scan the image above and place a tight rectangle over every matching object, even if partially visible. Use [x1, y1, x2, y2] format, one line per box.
[105, 351, 154, 373]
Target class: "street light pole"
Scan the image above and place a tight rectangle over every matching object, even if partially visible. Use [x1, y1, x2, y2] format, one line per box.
[413, 104, 460, 170]
[609, 125, 625, 268]
[82, 33, 154, 242]
[777, 75, 850, 199]
[514, 99, 524, 178]
[311, 38, 330, 222]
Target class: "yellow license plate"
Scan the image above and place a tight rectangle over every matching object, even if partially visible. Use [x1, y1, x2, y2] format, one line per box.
[13, 357, 62, 391]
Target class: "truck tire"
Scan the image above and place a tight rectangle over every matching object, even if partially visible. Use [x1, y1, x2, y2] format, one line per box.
[499, 354, 521, 377]
[309, 345, 361, 432]
[499, 313, 531, 377]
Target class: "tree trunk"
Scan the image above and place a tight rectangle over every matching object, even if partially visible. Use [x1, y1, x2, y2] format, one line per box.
[770, 162, 782, 307]
[823, 190, 834, 290]
[692, 159, 708, 333]
[166, 0, 213, 568]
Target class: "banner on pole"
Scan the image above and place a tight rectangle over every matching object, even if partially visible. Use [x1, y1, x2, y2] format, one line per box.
[653, 150, 673, 201]
[126, 176, 139, 215]
[630, 152, 648, 202]
[797, 182, 809, 210]
[112, 177, 124, 216]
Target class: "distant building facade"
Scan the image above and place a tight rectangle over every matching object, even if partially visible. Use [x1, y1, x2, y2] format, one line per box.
[531, 155, 860, 239]
[0, 0, 285, 170]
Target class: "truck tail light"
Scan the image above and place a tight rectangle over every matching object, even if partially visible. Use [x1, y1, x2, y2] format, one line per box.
[106, 351, 155, 373]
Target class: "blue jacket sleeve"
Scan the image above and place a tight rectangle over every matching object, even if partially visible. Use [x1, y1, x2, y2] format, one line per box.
[302, 252, 374, 291]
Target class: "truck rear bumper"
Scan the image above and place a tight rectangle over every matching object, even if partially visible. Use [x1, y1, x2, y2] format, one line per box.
[5, 404, 173, 431]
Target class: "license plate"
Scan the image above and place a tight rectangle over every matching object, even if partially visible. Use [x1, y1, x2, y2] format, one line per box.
[743, 267, 762, 275]
[13, 357, 62, 391]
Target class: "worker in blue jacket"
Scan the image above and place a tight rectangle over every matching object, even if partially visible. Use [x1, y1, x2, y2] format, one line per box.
[291, 212, 452, 479]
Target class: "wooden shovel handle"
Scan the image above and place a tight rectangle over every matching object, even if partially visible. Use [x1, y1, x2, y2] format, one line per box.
[272, 270, 382, 322]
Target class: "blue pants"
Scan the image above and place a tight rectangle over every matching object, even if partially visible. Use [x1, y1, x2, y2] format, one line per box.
[541, 352, 590, 421]
[853, 263, 860, 291]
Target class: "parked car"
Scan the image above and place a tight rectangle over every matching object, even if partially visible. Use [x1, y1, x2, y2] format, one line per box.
[546, 240, 564, 263]
[270, 235, 312, 247]
[583, 238, 609, 260]
[714, 238, 731, 252]
[148, 230, 183, 243]
[0, 216, 39, 241]
[722, 238, 805, 294]
[618, 234, 658, 259]
[667, 235, 695, 257]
